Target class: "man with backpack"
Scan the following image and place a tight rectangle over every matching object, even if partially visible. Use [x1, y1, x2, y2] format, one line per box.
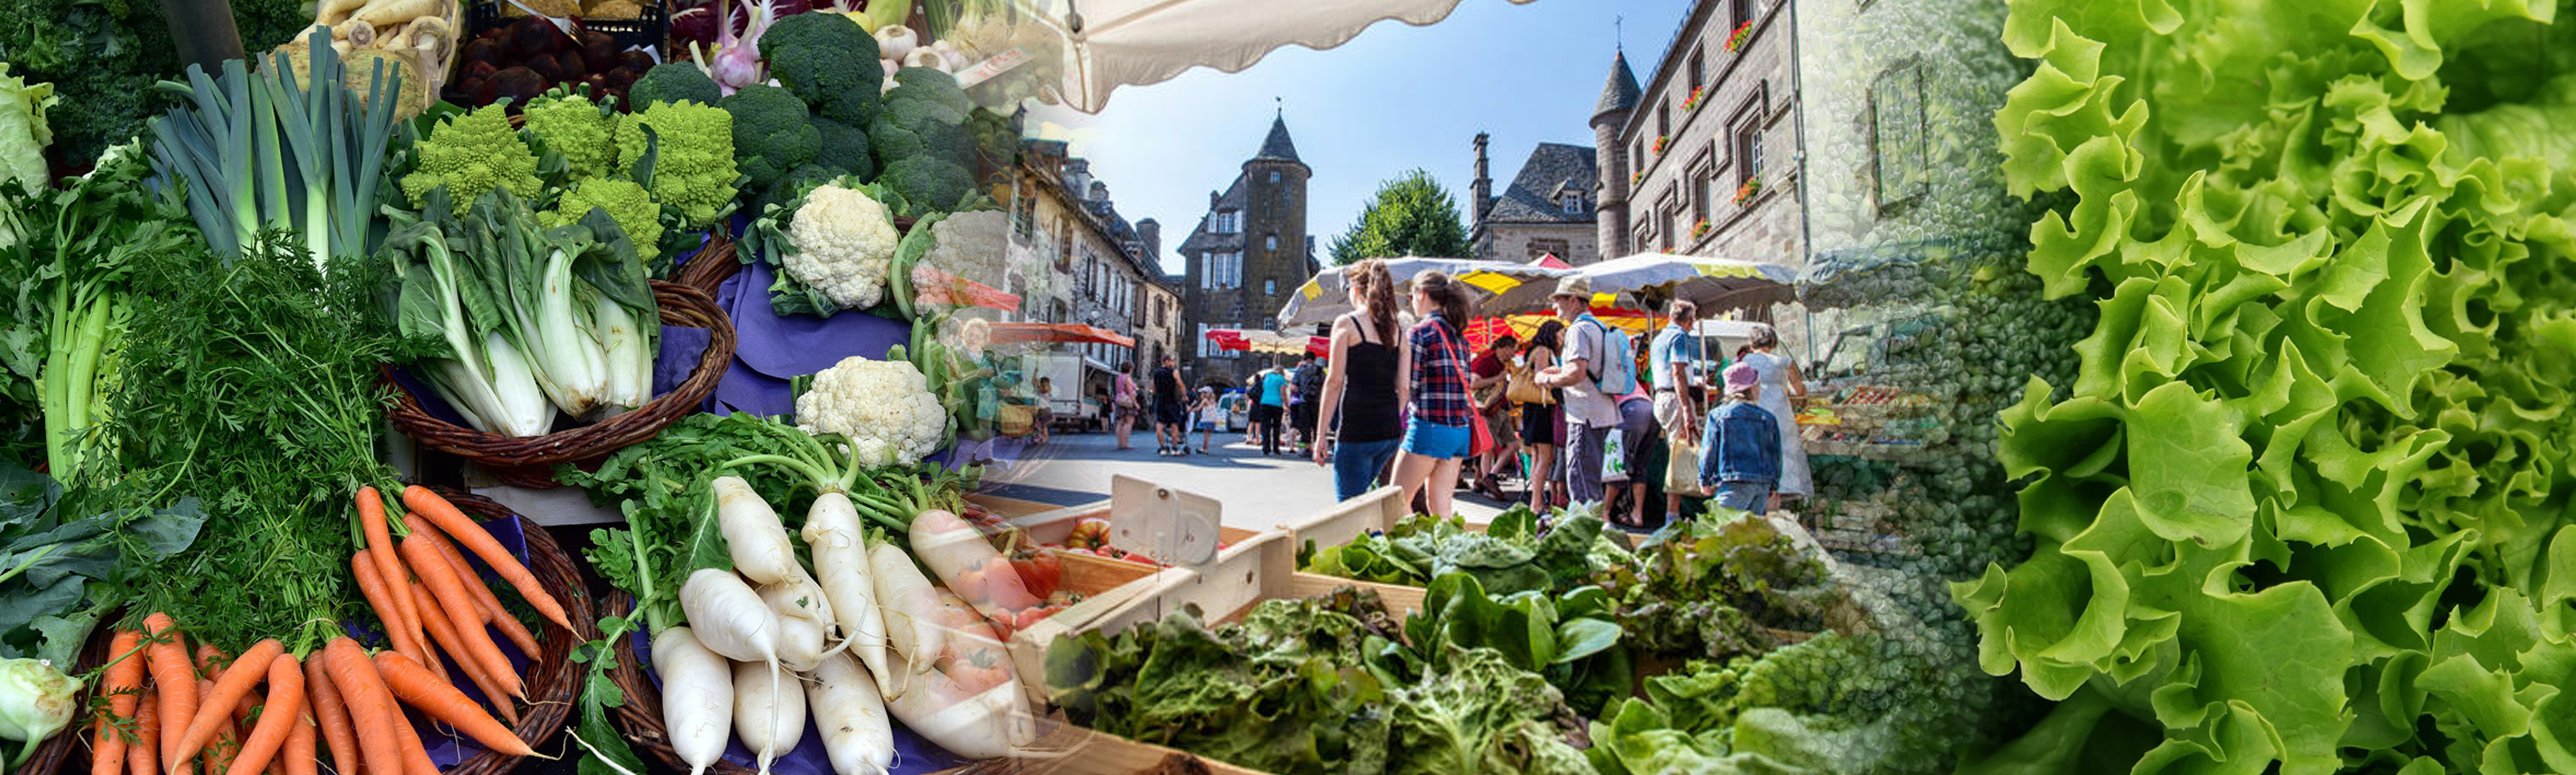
[1289, 351, 1327, 454]
[1537, 277, 1635, 506]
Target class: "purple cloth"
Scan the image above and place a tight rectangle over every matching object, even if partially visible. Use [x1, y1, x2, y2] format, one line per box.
[707, 259, 912, 418]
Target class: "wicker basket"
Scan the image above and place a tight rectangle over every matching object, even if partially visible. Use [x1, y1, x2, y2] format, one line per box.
[13, 493, 594, 775]
[672, 228, 739, 294]
[386, 280, 736, 486]
[599, 588, 759, 775]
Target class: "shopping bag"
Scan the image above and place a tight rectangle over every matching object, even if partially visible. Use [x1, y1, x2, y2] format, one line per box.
[1601, 428, 1630, 483]
[1665, 437, 1709, 497]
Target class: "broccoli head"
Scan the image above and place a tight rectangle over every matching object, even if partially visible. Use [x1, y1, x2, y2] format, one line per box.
[720, 83, 820, 189]
[399, 104, 543, 213]
[627, 62, 722, 108]
[616, 101, 739, 228]
[809, 117, 876, 181]
[521, 91, 618, 179]
[888, 66, 972, 115]
[760, 12, 882, 128]
[754, 163, 841, 218]
[541, 177, 663, 260]
[870, 108, 973, 171]
[876, 157, 977, 218]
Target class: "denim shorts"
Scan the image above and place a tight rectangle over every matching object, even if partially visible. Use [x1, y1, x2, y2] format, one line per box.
[1401, 418, 1473, 459]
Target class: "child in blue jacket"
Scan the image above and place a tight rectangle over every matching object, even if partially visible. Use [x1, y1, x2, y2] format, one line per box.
[1699, 361, 1782, 514]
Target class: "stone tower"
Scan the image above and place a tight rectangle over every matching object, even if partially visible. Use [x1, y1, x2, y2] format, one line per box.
[1591, 49, 1640, 259]
[1241, 111, 1310, 324]
[1471, 132, 1493, 233]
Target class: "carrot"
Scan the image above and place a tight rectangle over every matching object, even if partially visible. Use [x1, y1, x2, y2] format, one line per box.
[142, 613, 198, 775]
[94, 630, 146, 775]
[401, 534, 521, 699]
[197, 679, 233, 775]
[319, 640, 401, 775]
[387, 712, 435, 775]
[301, 660, 357, 775]
[223, 655, 304, 775]
[281, 712, 315, 775]
[170, 640, 282, 770]
[130, 687, 159, 775]
[408, 582, 518, 726]
[369, 651, 530, 756]
[349, 553, 431, 672]
[359, 488, 427, 663]
[407, 517, 540, 659]
[400, 486, 570, 631]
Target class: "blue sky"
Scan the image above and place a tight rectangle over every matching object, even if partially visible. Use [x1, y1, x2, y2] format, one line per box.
[1031, 0, 1693, 276]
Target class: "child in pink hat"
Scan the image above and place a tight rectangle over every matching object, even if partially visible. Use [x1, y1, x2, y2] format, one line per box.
[1697, 361, 1782, 515]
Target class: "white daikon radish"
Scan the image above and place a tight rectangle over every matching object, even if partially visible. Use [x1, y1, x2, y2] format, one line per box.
[759, 571, 832, 673]
[731, 660, 804, 775]
[907, 508, 1039, 621]
[805, 652, 893, 775]
[680, 568, 782, 665]
[715, 477, 799, 585]
[868, 537, 943, 698]
[881, 592, 1033, 759]
[802, 493, 894, 694]
[650, 627, 734, 775]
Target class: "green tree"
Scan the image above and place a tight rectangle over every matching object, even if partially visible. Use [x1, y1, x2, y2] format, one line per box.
[1327, 169, 1470, 266]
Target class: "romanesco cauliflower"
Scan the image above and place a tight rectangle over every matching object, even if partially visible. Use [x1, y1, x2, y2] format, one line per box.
[522, 91, 618, 179]
[615, 102, 739, 228]
[401, 104, 542, 213]
[542, 178, 662, 260]
[797, 355, 947, 466]
[781, 183, 902, 311]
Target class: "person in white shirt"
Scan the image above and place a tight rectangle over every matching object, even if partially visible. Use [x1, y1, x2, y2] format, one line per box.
[1648, 300, 1705, 522]
[1536, 277, 1622, 505]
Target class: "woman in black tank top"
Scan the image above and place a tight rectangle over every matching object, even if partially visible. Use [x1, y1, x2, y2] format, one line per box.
[1312, 260, 1410, 500]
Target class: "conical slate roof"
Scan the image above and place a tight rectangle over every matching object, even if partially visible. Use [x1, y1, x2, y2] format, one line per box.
[1595, 49, 1640, 117]
[1254, 114, 1301, 164]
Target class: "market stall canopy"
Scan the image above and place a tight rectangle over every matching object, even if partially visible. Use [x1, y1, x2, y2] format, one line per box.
[1205, 328, 1325, 356]
[1462, 311, 1655, 352]
[1276, 256, 1570, 327]
[1042, 0, 1539, 113]
[1476, 253, 1797, 316]
[990, 322, 1136, 347]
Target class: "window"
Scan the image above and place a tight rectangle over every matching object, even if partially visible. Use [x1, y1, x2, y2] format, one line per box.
[1870, 62, 1930, 213]
[1689, 156, 1713, 223]
[1634, 142, 1645, 170]
[1731, 100, 1767, 185]
[1562, 195, 1582, 214]
[1268, 170, 1280, 184]
[1656, 104, 1669, 140]
[1528, 238, 1570, 261]
[1689, 48, 1704, 92]
[1264, 278, 1277, 296]
[1215, 210, 1240, 234]
[1264, 234, 1278, 250]
[1730, 0, 1755, 31]
[1200, 252, 1243, 290]
[1011, 194, 1035, 240]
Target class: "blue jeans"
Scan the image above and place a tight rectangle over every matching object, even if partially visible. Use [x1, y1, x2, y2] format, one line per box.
[1714, 481, 1772, 513]
[1333, 439, 1403, 501]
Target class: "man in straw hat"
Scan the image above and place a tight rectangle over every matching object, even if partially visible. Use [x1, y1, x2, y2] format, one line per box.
[1535, 276, 1622, 506]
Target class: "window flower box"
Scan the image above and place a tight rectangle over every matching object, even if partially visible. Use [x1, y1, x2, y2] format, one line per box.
[1651, 135, 1669, 155]
[1733, 178, 1762, 205]
[1681, 85, 1708, 112]
[1689, 219, 1712, 240]
[1724, 20, 1754, 52]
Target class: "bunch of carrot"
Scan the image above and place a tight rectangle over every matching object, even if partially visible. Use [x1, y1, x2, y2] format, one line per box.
[85, 486, 576, 775]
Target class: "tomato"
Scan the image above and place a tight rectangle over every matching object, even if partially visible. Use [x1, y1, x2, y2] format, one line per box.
[1009, 550, 1063, 598]
[1068, 517, 1112, 549]
[1012, 607, 1052, 631]
[950, 647, 1012, 690]
[951, 563, 990, 602]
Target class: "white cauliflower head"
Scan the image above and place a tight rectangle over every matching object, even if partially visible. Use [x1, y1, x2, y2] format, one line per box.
[785, 184, 902, 311]
[915, 209, 1011, 289]
[796, 355, 949, 466]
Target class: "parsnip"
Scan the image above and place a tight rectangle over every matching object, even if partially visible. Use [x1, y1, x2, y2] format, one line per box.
[354, 0, 444, 28]
[802, 492, 894, 694]
[650, 627, 733, 775]
[315, 0, 373, 27]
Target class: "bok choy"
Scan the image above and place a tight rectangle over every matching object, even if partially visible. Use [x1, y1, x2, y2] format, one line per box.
[384, 187, 657, 434]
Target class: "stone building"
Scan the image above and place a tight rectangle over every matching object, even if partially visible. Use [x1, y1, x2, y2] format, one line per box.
[1467, 134, 1601, 265]
[1177, 112, 1316, 385]
[1591, 0, 1808, 346]
[1010, 141, 1166, 377]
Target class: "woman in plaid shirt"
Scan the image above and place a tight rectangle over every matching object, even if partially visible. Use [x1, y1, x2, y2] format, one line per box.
[1391, 271, 1479, 517]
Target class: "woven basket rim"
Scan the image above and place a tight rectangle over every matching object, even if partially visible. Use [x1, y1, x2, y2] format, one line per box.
[385, 280, 736, 469]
